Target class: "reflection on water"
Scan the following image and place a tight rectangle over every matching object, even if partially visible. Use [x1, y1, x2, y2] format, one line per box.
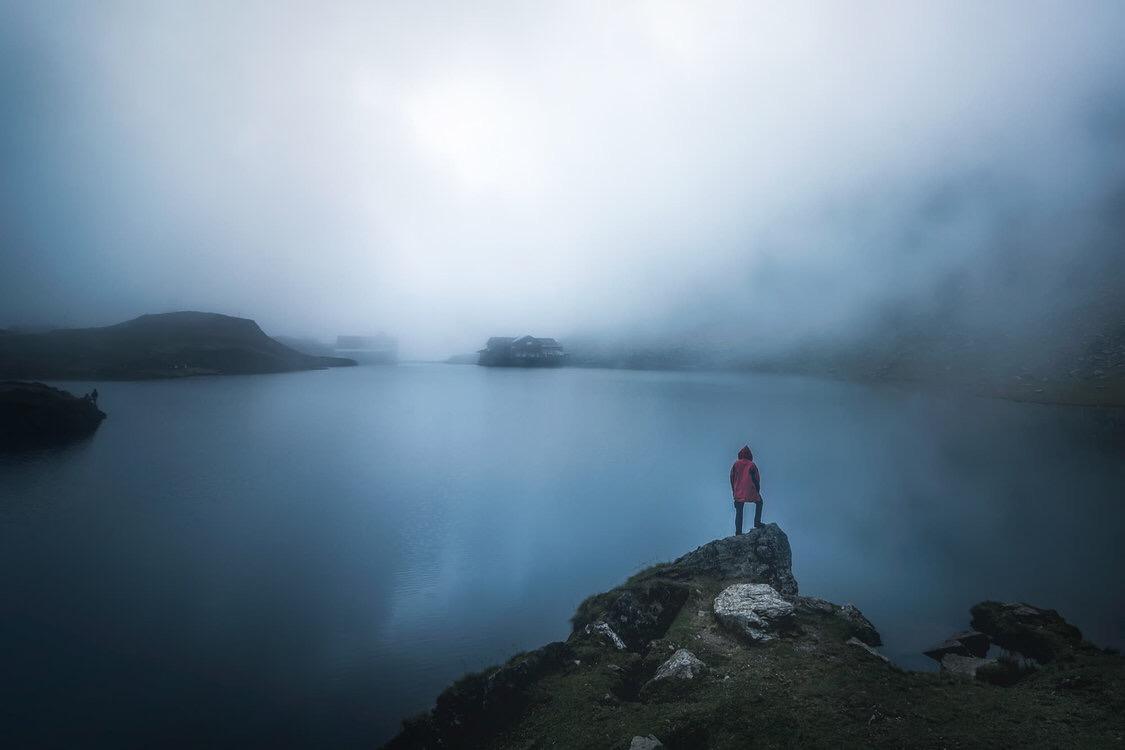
[2, 364, 1122, 747]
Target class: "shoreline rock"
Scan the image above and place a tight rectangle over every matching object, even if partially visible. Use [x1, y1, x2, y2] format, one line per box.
[0, 381, 106, 451]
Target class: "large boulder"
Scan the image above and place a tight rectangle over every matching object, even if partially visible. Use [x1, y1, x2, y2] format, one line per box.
[660, 523, 799, 595]
[970, 601, 1084, 663]
[713, 583, 795, 642]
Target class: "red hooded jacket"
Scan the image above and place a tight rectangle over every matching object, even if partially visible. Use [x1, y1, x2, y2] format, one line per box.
[730, 446, 761, 503]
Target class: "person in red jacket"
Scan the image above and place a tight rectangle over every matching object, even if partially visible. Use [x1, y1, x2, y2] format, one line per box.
[730, 445, 763, 535]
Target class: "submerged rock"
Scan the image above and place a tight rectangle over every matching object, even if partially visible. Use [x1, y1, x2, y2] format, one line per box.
[629, 736, 664, 750]
[713, 583, 795, 642]
[661, 523, 798, 595]
[970, 601, 1084, 663]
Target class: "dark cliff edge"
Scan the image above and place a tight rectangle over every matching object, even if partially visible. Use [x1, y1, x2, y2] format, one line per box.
[0, 312, 356, 380]
[385, 524, 1124, 749]
[0, 381, 106, 451]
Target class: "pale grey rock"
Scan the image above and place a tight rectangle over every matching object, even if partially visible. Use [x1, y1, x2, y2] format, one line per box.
[713, 583, 795, 642]
[847, 636, 890, 663]
[651, 649, 706, 682]
[629, 735, 664, 750]
[585, 620, 626, 650]
[940, 653, 996, 678]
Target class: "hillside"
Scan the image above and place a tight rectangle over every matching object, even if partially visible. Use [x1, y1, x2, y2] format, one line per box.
[0, 312, 356, 380]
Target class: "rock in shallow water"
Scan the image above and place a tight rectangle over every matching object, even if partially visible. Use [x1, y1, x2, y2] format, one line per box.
[713, 583, 795, 642]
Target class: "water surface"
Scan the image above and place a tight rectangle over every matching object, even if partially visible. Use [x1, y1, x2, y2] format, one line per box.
[2, 364, 1123, 747]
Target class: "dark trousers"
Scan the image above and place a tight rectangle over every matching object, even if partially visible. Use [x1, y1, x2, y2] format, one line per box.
[734, 500, 762, 535]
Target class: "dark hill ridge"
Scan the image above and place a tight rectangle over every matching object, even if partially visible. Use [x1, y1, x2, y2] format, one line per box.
[0, 312, 355, 380]
[386, 524, 1124, 749]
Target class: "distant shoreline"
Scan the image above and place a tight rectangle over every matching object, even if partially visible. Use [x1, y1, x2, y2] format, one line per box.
[438, 356, 1125, 408]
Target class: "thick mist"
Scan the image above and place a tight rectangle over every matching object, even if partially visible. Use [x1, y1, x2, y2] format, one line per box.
[2, 1, 1124, 360]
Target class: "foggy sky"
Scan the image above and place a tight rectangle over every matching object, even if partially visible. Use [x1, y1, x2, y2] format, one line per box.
[2, 1, 1124, 359]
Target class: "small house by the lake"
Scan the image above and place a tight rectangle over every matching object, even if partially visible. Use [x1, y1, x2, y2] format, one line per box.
[478, 335, 567, 367]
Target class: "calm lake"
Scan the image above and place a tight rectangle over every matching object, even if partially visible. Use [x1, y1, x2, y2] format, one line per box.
[2, 364, 1123, 747]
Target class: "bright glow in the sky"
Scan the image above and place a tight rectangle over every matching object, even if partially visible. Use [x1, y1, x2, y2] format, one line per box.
[2, 1, 1124, 359]
[407, 76, 541, 191]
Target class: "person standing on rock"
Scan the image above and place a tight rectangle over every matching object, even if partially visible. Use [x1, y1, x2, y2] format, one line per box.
[730, 445, 763, 535]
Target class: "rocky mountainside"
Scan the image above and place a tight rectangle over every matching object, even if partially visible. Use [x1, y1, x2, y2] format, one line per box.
[385, 525, 1124, 748]
[0, 312, 356, 380]
[0, 381, 106, 450]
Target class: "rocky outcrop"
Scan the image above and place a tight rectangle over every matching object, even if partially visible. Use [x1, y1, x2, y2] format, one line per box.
[0, 381, 106, 451]
[713, 583, 795, 643]
[923, 630, 991, 661]
[628, 736, 664, 750]
[970, 601, 1086, 663]
[574, 581, 690, 653]
[385, 526, 1125, 749]
[656, 523, 798, 595]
